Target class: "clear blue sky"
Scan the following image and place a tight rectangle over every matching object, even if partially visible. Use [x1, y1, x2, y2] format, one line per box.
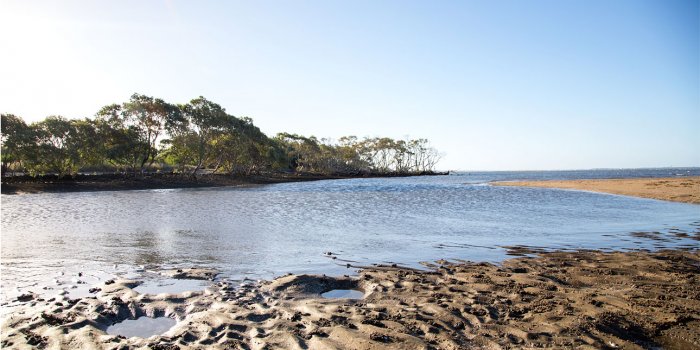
[1, 0, 698, 170]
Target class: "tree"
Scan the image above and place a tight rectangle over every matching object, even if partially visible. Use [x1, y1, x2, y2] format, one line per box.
[25, 116, 80, 177]
[2, 95, 442, 177]
[95, 104, 149, 172]
[220, 117, 282, 175]
[362, 137, 397, 172]
[337, 136, 369, 172]
[276, 133, 323, 172]
[71, 118, 108, 170]
[177, 97, 229, 177]
[97, 94, 183, 173]
[406, 138, 441, 172]
[1, 114, 34, 175]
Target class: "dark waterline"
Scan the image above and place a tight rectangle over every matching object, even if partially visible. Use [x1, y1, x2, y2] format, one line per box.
[2, 168, 699, 303]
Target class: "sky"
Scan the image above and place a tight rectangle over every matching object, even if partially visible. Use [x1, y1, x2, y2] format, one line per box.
[0, 0, 698, 170]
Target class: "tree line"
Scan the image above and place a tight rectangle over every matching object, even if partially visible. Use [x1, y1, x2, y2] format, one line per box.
[1, 94, 441, 178]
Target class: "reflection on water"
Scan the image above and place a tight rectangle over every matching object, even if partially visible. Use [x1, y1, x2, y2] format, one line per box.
[1, 169, 699, 303]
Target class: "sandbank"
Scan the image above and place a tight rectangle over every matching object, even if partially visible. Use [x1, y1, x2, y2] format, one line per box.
[492, 176, 700, 204]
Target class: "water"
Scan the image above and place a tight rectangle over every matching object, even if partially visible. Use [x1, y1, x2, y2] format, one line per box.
[134, 279, 210, 295]
[2, 168, 699, 303]
[106, 317, 177, 338]
[321, 289, 364, 299]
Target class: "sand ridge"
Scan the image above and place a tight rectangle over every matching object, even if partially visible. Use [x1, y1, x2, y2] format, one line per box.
[492, 176, 700, 204]
[2, 249, 699, 349]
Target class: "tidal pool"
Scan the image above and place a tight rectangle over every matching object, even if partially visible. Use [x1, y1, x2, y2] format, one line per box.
[134, 279, 210, 295]
[106, 316, 176, 338]
[321, 289, 364, 299]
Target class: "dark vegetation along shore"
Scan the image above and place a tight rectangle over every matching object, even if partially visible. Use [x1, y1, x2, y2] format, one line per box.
[1, 93, 443, 193]
[0, 171, 446, 194]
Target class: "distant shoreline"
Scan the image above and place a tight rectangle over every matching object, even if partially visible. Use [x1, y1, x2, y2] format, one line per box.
[0, 171, 449, 195]
[492, 176, 700, 204]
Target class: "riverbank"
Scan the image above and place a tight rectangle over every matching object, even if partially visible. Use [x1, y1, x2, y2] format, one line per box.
[0, 171, 448, 195]
[492, 176, 700, 204]
[1, 248, 698, 349]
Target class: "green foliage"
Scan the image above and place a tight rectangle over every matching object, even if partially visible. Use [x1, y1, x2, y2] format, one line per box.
[174, 96, 230, 175]
[96, 104, 149, 171]
[274, 134, 441, 174]
[1, 114, 33, 174]
[24, 116, 81, 177]
[1, 95, 441, 178]
[96, 94, 183, 172]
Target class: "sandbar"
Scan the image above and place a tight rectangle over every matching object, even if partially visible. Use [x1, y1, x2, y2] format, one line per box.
[493, 176, 700, 204]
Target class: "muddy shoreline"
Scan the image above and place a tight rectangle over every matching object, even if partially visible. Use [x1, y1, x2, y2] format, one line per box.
[0, 171, 447, 195]
[2, 248, 699, 349]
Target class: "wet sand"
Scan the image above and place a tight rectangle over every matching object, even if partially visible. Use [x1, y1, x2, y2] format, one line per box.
[492, 176, 700, 204]
[2, 249, 699, 349]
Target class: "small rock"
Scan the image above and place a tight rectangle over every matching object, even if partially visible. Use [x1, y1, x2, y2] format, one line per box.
[16, 294, 34, 302]
[369, 332, 393, 343]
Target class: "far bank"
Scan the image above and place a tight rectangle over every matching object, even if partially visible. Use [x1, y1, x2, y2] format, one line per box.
[0, 171, 449, 195]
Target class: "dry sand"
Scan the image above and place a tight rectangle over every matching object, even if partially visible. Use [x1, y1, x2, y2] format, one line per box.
[492, 176, 700, 204]
[2, 249, 699, 349]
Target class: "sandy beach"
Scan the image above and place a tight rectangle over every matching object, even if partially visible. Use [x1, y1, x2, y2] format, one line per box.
[492, 176, 700, 204]
[2, 246, 699, 349]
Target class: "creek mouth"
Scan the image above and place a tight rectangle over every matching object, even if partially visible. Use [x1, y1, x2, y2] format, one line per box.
[3, 172, 699, 306]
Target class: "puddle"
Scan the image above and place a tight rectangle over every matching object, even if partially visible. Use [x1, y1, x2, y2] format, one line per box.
[106, 316, 176, 338]
[134, 279, 210, 295]
[64, 285, 95, 300]
[321, 289, 364, 299]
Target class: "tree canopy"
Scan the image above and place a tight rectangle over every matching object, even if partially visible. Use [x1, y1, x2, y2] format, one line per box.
[1, 94, 441, 178]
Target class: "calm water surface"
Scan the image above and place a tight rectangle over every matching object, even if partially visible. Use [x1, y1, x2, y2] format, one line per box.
[2, 169, 699, 303]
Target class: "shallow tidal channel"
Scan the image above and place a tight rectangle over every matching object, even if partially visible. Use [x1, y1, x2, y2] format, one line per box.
[2, 170, 699, 305]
